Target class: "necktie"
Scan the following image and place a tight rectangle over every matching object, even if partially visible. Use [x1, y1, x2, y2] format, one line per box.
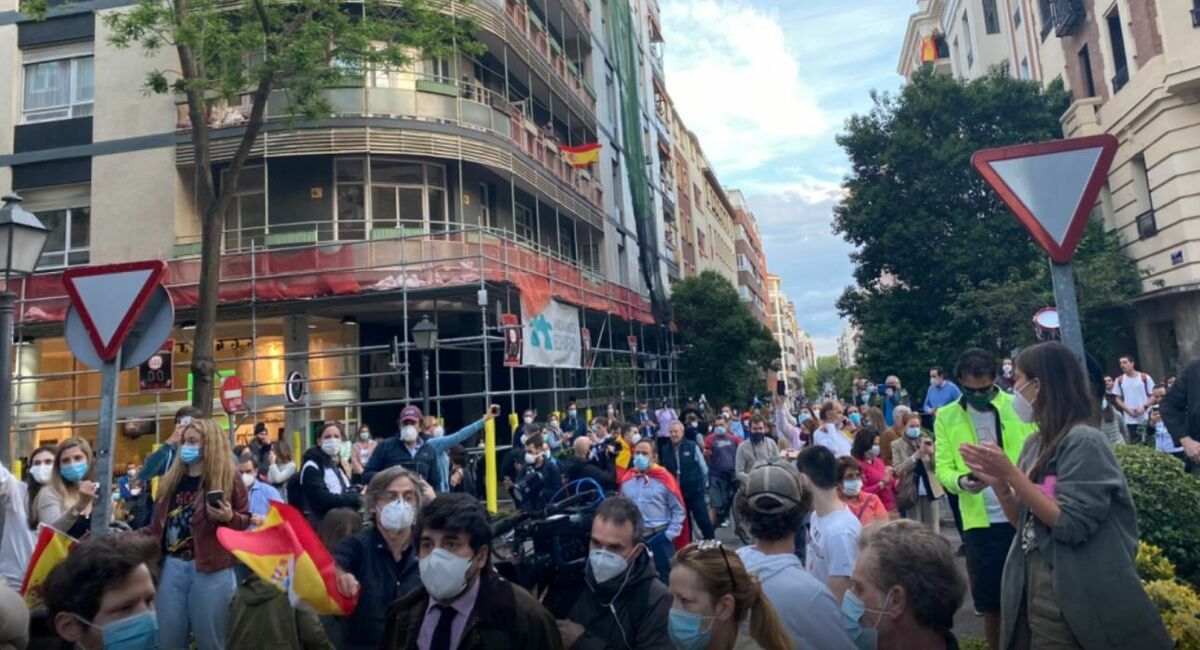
[431, 604, 457, 650]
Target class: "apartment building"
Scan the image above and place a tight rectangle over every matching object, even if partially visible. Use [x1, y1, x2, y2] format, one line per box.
[838, 324, 861, 369]
[0, 0, 687, 461]
[899, 0, 1046, 81]
[767, 274, 804, 396]
[729, 190, 770, 328]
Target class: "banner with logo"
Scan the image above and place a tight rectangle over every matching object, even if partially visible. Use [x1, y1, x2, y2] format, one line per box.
[521, 300, 582, 368]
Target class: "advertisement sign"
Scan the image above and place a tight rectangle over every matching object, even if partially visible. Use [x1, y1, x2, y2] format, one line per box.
[138, 340, 173, 392]
[501, 313, 522, 368]
[520, 300, 582, 368]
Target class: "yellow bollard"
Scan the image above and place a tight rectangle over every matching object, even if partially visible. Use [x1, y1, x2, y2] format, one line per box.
[150, 444, 160, 499]
[508, 412, 519, 436]
[12, 459, 22, 479]
[293, 431, 303, 457]
[484, 417, 498, 514]
[586, 408, 593, 427]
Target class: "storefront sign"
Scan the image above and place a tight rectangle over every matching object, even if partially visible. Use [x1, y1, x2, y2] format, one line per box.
[500, 313, 522, 368]
[520, 300, 582, 369]
[138, 340, 173, 392]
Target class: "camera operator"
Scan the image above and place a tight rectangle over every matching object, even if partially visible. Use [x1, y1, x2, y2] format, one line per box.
[558, 496, 671, 650]
[504, 422, 542, 496]
[589, 418, 616, 475]
[515, 434, 562, 512]
[562, 438, 618, 494]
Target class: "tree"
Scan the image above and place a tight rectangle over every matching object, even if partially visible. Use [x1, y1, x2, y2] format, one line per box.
[671, 271, 780, 407]
[834, 66, 1139, 391]
[92, 0, 475, 414]
[802, 355, 857, 400]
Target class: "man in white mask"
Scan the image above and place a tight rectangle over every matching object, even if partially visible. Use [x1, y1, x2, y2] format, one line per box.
[383, 494, 560, 650]
[236, 458, 280, 529]
[363, 405, 438, 486]
[559, 496, 671, 649]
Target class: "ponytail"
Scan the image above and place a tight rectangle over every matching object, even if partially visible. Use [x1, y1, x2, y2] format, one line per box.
[747, 581, 791, 650]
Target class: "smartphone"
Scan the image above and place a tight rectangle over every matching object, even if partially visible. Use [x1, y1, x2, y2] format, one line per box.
[178, 415, 193, 427]
[205, 490, 224, 506]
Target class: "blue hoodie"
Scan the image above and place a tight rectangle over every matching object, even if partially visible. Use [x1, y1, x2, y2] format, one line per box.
[735, 546, 856, 650]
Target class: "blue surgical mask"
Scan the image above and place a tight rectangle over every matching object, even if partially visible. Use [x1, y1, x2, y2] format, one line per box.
[633, 454, 651, 472]
[180, 444, 202, 465]
[78, 610, 159, 650]
[714, 426, 726, 435]
[798, 412, 812, 423]
[842, 589, 891, 650]
[60, 461, 88, 483]
[849, 413, 862, 425]
[843, 479, 863, 496]
[906, 427, 921, 439]
[668, 608, 713, 650]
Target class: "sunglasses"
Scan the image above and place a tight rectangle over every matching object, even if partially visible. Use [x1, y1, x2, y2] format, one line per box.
[696, 539, 736, 589]
[961, 385, 995, 397]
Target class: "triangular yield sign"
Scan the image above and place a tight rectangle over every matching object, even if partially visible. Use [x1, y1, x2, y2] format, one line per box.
[972, 134, 1118, 263]
[63, 260, 167, 361]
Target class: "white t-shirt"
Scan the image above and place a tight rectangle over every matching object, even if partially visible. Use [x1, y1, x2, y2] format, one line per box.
[1115, 372, 1156, 425]
[805, 507, 861, 585]
[968, 406, 1010, 524]
[814, 424, 854, 458]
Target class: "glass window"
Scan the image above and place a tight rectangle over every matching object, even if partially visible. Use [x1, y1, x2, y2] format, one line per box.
[336, 185, 366, 241]
[222, 167, 266, 251]
[372, 187, 398, 230]
[22, 54, 93, 122]
[371, 160, 422, 185]
[428, 189, 446, 232]
[398, 188, 424, 231]
[36, 206, 90, 269]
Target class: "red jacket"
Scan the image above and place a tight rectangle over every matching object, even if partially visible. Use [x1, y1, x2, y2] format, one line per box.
[141, 477, 251, 572]
[858, 456, 897, 512]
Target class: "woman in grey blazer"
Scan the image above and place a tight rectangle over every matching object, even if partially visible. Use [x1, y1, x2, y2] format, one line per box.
[960, 342, 1170, 650]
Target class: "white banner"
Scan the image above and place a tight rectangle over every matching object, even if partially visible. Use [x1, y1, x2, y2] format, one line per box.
[521, 300, 582, 368]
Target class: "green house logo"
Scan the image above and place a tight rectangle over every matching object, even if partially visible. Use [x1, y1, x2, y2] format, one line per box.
[530, 315, 554, 350]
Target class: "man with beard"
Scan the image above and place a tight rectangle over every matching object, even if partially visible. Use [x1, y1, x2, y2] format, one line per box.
[559, 496, 671, 650]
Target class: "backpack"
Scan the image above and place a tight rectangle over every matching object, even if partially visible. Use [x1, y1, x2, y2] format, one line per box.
[286, 461, 315, 511]
[1115, 373, 1151, 397]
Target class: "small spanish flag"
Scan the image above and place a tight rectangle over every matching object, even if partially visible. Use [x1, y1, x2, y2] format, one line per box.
[216, 501, 357, 615]
[20, 526, 76, 610]
[920, 36, 938, 63]
[561, 143, 602, 168]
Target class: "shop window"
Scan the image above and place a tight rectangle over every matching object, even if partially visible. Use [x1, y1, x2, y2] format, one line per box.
[22, 44, 93, 123]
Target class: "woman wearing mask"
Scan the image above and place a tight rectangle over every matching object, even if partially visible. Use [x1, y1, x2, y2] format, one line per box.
[1099, 377, 1126, 447]
[851, 429, 897, 516]
[350, 425, 376, 484]
[879, 406, 912, 467]
[890, 414, 942, 532]
[300, 423, 361, 522]
[836, 457, 888, 526]
[668, 541, 790, 650]
[961, 342, 1172, 650]
[34, 439, 100, 537]
[24, 445, 55, 530]
[266, 436, 296, 497]
[333, 467, 427, 650]
[142, 418, 250, 650]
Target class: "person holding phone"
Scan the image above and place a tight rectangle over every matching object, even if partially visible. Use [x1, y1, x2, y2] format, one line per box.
[141, 417, 250, 650]
[891, 413, 943, 533]
[140, 405, 204, 481]
[34, 438, 100, 538]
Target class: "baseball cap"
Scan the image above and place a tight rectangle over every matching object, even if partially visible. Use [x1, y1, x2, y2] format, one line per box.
[399, 405, 423, 423]
[745, 459, 805, 514]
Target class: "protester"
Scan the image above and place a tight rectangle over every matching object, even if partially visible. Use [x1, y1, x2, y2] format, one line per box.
[662, 420, 714, 541]
[959, 342, 1172, 650]
[1150, 408, 1190, 467]
[933, 348, 1035, 650]
[614, 422, 639, 474]
[333, 467, 426, 650]
[266, 435, 297, 498]
[319, 508, 363, 553]
[446, 446, 477, 496]
[721, 404, 747, 439]
[879, 406, 911, 467]
[350, 424, 377, 484]
[141, 405, 204, 480]
[45, 533, 160, 650]
[35, 438, 99, 537]
[636, 401, 658, 441]
[704, 419, 740, 527]
[997, 357, 1016, 393]
[563, 399, 588, 440]
[923, 366, 962, 421]
[1098, 376, 1127, 446]
[1159, 357, 1200, 465]
[561, 496, 672, 650]
[655, 401, 678, 457]
[248, 423, 272, 467]
[515, 434, 562, 512]
[836, 457, 888, 527]
[735, 416, 779, 485]
[844, 520, 967, 650]
[141, 417, 249, 650]
[773, 397, 805, 450]
[0, 581, 27, 650]
[870, 376, 909, 427]
[299, 422, 361, 521]
[891, 413, 942, 533]
[735, 459, 854, 650]
[118, 462, 140, 502]
[1112, 355, 1156, 444]
[237, 457, 281, 527]
[364, 405, 441, 484]
[125, 477, 155, 530]
[668, 542, 791, 650]
[851, 429, 897, 515]
[815, 401, 853, 457]
[382, 493, 563, 649]
[620, 439, 686, 584]
[796, 446, 860, 602]
[23, 444, 55, 530]
[227, 572, 334, 650]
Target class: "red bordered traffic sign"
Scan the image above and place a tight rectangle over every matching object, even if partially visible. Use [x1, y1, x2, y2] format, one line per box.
[62, 260, 168, 361]
[972, 134, 1118, 264]
[221, 375, 245, 414]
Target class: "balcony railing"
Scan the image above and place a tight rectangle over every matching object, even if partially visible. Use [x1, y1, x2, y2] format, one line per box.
[504, 0, 595, 109]
[174, 78, 603, 211]
[1135, 208, 1157, 240]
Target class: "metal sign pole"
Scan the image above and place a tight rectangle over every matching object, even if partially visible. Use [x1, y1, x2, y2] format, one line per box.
[1049, 261, 1086, 364]
[91, 348, 121, 537]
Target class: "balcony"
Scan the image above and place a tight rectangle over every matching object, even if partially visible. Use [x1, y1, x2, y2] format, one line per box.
[174, 77, 603, 212]
[1136, 209, 1158, 240]
[1053, 0, 1084, 36]
[504, 0, 595, 110]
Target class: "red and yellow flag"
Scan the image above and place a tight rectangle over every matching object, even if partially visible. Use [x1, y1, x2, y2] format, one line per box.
[920, 36, 938, 63]
[216, 501, 357, 615]
[20, 527, 76, 610]
[561, 143, 602, 168]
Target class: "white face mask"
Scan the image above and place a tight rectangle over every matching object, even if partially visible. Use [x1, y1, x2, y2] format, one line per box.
[419, 548, 476, 601]
[321, 438, 342, 457]
[630, 433, 642, 445]
[524, 416, 534, 425]
[524, 452, 538, 465]
[30, 464, 52, 485]
[130, 488, 142, 496]
[401, 426, 419, 442]
[588, 548, 630, 584]
[379, 499, 414, 533]
[241, 473, 256, 488]
[1013, 380, 1037, 424]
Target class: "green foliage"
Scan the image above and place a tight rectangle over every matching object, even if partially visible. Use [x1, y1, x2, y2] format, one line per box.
[1115, 445, 1200, 587]
[958, 637, 989, 650]
[589, 359, 638, 406]
[802, 356, 858, 399]
[671, 271, 781, 407]
[834, 66, 1138, 390]
[1145, 579, 1200, 649]
[1138, 542, 1178, 582]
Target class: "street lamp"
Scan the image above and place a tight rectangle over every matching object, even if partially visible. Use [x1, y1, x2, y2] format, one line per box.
[0, 194, 49, 466]
[412, 316, 438, 416]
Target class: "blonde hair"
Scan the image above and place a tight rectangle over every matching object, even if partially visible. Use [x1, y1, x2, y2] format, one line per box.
[50, 438, 94, 512]
[672, 544, 791, 650]
[158, 419, 235, 500]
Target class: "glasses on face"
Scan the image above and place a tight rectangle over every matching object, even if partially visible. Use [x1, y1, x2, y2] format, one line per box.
[696, 539, 736, 589]
[961, 385, 994, 397]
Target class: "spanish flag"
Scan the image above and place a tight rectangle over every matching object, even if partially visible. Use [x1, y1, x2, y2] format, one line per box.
[618, 464, 691, 550]
[216, 501, 357, 615]
[561, 143, 602, 168]
[920, 36, 938, 63]
[20, 526, 76, 610]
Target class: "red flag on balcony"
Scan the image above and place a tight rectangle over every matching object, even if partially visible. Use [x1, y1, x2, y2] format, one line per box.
[561, 143, 602, 168]
[920, 36, 938, 63]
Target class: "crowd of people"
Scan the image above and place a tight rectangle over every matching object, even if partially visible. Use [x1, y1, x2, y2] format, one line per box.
[0, 340, 1191, 649]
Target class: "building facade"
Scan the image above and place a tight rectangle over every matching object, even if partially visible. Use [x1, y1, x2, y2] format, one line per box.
[767, 274, 804, 396]
[729, 190, 770, 327]
[0, 0, 693, 463]
[838, 324, 861, 369]
[899, 0, 1046, 81]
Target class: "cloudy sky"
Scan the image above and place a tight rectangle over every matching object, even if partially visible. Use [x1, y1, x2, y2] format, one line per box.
[659, 0, 912, 355]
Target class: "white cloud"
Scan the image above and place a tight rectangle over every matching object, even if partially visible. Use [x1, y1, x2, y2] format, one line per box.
[739, 174, 845, 205]
[810, 337, 841, 357]
[660, 0, 827, 174]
